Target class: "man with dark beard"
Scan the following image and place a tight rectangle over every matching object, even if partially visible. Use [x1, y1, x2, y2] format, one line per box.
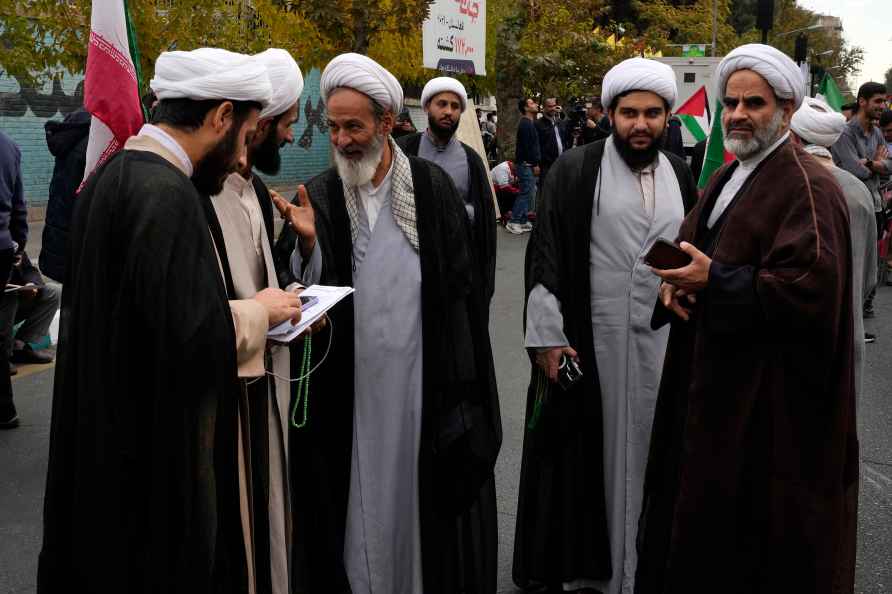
[38, 49, 304, 594]
[636, 44, 858, 594]
[208, 48, 304, 594]
[397, 76, 497, 305]
[513, 58, 697, 594]
[271, 53, 500, 594]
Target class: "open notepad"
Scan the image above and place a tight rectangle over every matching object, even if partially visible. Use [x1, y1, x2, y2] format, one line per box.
[267, 285, 354, 343]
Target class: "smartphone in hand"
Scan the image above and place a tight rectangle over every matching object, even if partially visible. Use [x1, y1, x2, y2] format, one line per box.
[644, 238, 693, 270]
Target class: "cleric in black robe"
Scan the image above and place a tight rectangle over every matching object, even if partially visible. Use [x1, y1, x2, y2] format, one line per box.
[272, 53, 501, 594]
[37, 50, 296, 593]
[396, 76, 497, 308]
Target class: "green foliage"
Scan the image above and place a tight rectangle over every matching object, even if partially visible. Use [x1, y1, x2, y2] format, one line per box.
[885, 66, 892, 91]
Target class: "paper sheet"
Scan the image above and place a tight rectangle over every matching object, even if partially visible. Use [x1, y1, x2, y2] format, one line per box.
[267, 284, 354, 343]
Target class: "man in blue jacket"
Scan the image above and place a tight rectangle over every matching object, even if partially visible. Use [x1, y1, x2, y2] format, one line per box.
[510, 97, 540, 234]
[0, 130, 29, 429]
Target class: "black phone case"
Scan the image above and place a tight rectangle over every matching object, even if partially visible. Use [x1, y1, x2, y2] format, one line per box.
[644, 239, 692, 270]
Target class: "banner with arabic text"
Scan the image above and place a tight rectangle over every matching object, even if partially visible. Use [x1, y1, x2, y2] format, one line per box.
[422, 0, 486, 76]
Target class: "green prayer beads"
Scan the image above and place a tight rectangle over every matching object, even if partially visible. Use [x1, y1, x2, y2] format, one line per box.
[291, 334, 312, 428]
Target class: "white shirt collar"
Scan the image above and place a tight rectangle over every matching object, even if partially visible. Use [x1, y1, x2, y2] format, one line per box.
[138, 124, 194, 177]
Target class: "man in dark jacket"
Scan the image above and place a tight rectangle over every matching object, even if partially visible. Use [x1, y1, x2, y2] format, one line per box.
[40, 108, 90, 283]
[536, 98, 571, 185]
[510, 97, 540, 234]
[0, 130, 28, 429]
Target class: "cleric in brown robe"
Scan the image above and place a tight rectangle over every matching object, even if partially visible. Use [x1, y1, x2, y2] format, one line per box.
[635, 44, 858, 594]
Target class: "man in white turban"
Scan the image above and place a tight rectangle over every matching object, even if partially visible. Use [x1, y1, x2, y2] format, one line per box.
[39, 48, 304, 594]
[397, 76, 497, 304]
[792, 97, 877, 396]
[272, 53, 500, 594]
[513, 56, 697, 594]
[638, 44, 858, 593]
[207, 47, 304, 594]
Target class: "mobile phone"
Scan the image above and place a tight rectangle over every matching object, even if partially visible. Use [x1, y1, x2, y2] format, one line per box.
[557, 355, 583, 391]
[299, 295, 318, 311]
[644, 238, 693, 270]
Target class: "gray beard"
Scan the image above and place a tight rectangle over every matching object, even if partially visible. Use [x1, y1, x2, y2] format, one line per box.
[333, 134, 385, 187]
[723, 108, 785, 161]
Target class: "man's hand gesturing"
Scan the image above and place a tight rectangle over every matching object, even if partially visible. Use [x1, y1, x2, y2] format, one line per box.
[271, 185, 316, 258]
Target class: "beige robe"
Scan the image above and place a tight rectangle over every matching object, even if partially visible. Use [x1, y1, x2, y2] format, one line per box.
[212, 173, 293, 594]
[123, 134, 275, 594]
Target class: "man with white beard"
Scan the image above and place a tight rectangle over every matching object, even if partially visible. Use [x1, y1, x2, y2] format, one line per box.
[272, 53, 501, 594]
[636, 44, 858, 594]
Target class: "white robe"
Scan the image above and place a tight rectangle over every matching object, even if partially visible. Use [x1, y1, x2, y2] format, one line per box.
[525, 137, 685, 594]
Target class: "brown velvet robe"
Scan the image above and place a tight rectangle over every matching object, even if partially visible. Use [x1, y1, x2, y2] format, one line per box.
[635, 140, 858, 594]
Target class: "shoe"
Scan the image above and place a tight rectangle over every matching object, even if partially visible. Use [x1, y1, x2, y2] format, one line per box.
[863, 305, 875, 319]
[9, 362, 17, 376]
[506, 222, 532, 235]
[865, 332, 876, 344]
[0, 403, 19, 429]
[10, 344, 54, 365]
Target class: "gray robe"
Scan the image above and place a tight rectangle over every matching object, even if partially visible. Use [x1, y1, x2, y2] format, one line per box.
[525, 137, 685, 593]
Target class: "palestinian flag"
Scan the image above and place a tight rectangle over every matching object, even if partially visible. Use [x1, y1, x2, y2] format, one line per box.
[80, 0, 146, 190]
[816, 74, 844, 112]
[697, 98, 734, 190]
[675, 86, 710, 142]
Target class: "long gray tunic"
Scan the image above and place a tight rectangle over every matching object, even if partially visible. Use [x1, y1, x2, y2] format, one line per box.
[525, 137, 684, 594]
[418, 132, 473, 220]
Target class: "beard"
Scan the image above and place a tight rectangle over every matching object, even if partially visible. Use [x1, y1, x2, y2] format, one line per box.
[192, 124, 240, 196]
[428, 113, 459, 142]
[613, 128, 665, 169]
[723, 108, 785, 161]
[253, 128, 283, 175]
[333, 133, 385, 187]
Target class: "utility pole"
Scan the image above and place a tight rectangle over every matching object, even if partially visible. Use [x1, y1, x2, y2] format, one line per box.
[711, 0, 718, 56]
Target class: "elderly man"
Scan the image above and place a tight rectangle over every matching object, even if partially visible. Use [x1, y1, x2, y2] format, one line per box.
[208, 48, 303, 594]
[792, 97, 877, 396]
[397, 76, 497, 305]
[513, 58, 697, 594]
[636, 44, 857, 594]
[272, 53, 500, 594]
[38, 49, 304, 594]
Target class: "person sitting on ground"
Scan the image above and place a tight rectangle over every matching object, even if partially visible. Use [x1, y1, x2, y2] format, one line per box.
[490, 159, 520, 224]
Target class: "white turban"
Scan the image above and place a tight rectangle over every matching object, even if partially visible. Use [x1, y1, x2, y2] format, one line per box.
[150, 48, 272, 108]
[791, 97, 847, 148]
[601, 58, 678, 111]
[254, 48, 304, 119]
[421, 77, 468, 112]
[320, 53, 403, 113]
[716, 44, 805, 109]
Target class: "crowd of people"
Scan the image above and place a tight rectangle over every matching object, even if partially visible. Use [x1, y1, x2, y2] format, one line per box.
[0, 38, 888, 594]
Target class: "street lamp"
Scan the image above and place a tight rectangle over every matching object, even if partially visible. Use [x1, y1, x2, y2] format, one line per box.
[775, 23, 843, 39]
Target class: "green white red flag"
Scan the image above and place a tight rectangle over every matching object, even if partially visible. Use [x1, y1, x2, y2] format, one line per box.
[675, 86, 710, 142]
[816, 74, 844, 112]
[697, 98, 734, 190]
[80, 0, 145, 190]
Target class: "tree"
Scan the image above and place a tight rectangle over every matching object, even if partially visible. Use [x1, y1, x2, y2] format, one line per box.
[885, 66, 892, 91]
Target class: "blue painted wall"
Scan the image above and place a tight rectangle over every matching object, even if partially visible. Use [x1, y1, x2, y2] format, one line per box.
[0, 68, 330, 206]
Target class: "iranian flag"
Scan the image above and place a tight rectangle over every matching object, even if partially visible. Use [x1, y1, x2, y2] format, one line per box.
[816, 74, 844, 112]
[697, 99, 735, 190]
[675, 86, 710, 142]
[80, 0, 146, 189]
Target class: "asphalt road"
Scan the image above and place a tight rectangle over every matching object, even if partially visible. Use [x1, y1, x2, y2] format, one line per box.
[2, 228, 891, 593]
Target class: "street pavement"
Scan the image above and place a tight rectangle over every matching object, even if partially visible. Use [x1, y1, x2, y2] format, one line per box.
[2, 228, 891, 593]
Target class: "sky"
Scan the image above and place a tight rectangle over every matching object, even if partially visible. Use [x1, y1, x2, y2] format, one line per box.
[797, 0, 891, 91]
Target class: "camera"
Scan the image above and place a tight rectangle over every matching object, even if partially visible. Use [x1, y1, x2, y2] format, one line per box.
[557, 354, 583, 391]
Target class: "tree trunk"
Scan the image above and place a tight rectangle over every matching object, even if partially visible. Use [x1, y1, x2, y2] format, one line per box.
[494, 7, 529, 161]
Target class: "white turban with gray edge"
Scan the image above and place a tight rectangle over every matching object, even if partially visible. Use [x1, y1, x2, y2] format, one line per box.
[320, 53, 404, 114]
[791, 97, 847, 148]
[601, 58, 678, 111]
[254, 48, 304, 119]
[421, 77, 468, 112]
[150, 48, 273, 108]
[716, 43, 805, 109]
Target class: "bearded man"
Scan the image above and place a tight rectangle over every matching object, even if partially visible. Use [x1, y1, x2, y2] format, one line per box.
[513, 58, 697, 594]
[791, 97, 877, 400]
[636, 44, 858, 594]
[39, 49, 305, 594]
[208, 48, 304, 594]
[397, 76, 497, 305]
[272, 53, 500, 594]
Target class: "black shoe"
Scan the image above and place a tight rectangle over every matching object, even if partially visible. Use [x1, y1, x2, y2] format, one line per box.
[10, 344, 54, 365]
[9, 362, 17, 376]
[0, 403, 19, 429]
[865, 332, 876, 344]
